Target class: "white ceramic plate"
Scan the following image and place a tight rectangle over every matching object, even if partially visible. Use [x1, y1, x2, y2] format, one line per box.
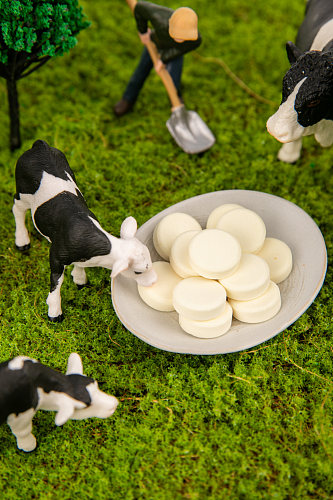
[111, 190, 327, 355]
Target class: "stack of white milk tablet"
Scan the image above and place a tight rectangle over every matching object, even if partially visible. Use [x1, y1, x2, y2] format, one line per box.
[137, 205, 293, 339]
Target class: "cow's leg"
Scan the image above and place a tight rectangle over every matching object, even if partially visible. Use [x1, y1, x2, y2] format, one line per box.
[277, 139, 303, 163]
[314, 121, 333, 147]
[71, 264, 88, 289]
[12, 196, 31, 251]
[47, 250, 65, 322]
[7, 408, 37, 452]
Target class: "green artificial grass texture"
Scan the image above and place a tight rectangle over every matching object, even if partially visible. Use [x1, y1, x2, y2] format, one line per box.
[0, 0, 332, 498]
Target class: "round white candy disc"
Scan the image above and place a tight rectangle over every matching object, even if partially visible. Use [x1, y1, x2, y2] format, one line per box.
[256, 237, 293, 284]
[153, 212, 202, 261]
[170, 230, 201, 278]
[173, 276, 227, 321]
[179, 302, 233, 338]
[188, 229, 241, 279]
[138, 261, 182, 312]
[219, 253, 270, 301]
[216, 208, 266, 253]
[206, 203, 243, 229]
[228, 281, 281, 323]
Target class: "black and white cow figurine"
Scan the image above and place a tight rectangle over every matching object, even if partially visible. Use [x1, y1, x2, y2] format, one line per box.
[13, 140, 157, 322]
[0, 353, 119, 452]
[267, 0, 333, 162]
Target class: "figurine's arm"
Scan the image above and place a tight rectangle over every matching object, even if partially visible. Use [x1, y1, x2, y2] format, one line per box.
[138, 28, 151, 45]
[138, 28, 165, 73]
[160, 35, 202, 63]
[134, 1, 153, 34]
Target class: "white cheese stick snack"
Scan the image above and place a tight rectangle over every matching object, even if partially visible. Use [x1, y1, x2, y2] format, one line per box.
[179, 302, 233, 338]
[170, 230, 201, 278]
[216, 208, 266, 253]
[206, 203, 244, 229]
[229, 281, 281, 323]
[173, 276, 227, 321]
[256, 237, 293, 284]
[206, 203, 243, 229]
[219, 253, 270, 301]
[138, 261, 182, 312]
[153, 212, 202, 261]
[189, 229, 241, 279]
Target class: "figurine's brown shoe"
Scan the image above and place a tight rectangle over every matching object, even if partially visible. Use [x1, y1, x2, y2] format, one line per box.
[114, 99, 134, 117]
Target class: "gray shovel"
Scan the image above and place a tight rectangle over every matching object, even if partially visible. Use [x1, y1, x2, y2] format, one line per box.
[126, 0, 215, 154]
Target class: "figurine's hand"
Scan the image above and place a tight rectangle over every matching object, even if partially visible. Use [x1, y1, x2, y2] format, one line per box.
[154, 59, 165, 74]
[138, 28, 151, 45]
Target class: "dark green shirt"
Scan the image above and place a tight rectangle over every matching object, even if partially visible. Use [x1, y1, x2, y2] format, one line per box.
[134, 1, 202, 63]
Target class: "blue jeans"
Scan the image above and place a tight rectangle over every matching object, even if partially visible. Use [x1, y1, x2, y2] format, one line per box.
[123, 47, 183, 103]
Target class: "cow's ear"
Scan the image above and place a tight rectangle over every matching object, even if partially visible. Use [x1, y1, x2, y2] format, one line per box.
[286, 42, 302, 64]
[120, 216, 137, 239]
[55, 401, 75, 426]
[66, 353, 83, 375]
[111, 259, 129, 279]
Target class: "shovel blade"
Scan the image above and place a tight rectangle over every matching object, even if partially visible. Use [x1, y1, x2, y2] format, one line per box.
[166, 106, 215, 154]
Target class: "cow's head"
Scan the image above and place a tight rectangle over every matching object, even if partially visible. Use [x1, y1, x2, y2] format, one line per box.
[111, 217, 157, 287]
[54, 353, 119, 426]
[267, 42, 333, 142]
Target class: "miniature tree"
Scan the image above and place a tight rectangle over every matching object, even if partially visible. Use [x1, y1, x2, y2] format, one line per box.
[0, 0, 90, 150]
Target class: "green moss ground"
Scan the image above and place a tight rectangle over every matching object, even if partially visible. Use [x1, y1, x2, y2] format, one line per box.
[0, 0, 332, 498]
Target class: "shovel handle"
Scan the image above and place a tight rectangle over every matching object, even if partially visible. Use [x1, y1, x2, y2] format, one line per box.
[126, 0, 137, 12]
[125, 0, 183, 109]
[145, 40, 183, 109]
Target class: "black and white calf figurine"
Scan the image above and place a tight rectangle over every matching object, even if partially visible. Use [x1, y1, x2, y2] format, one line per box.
[0, 353, 119, 452]
[13, 140, 157, 322]
[267, 0, 333, 162]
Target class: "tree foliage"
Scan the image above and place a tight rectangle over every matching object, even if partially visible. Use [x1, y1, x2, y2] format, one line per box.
[0, 0, 90, 79]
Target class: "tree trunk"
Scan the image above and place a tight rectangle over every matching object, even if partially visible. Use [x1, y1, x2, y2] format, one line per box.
[6, 77, 21, 151]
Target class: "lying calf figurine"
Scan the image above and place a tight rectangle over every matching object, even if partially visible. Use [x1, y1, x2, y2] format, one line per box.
[13, 139, 157, 321]
[0, 353, 119, 452]
[267, 0, 333, 162]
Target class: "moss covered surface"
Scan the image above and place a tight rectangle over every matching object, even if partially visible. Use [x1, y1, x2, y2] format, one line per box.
[0, 0, 332, 498]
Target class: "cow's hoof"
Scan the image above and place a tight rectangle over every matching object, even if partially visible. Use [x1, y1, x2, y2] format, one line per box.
[48, 314, 64, 323]
[277, 149, 300, 164]
[277, 156, 298, 165]
[18, 435, 37, 453]
[16, 243, 31, 252]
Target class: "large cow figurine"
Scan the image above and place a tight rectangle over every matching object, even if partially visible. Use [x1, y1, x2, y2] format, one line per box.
[13, 140, 157, 322]
[267, 0, 333, 162]
[0, 353, 119, 452]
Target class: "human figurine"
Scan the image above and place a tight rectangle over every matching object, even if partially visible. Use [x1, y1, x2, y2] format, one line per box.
[0, 353, 119, 452]
[13, 140, 157, 322]
[114, 1, 201, 116]
[266, 0, 333, 163]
